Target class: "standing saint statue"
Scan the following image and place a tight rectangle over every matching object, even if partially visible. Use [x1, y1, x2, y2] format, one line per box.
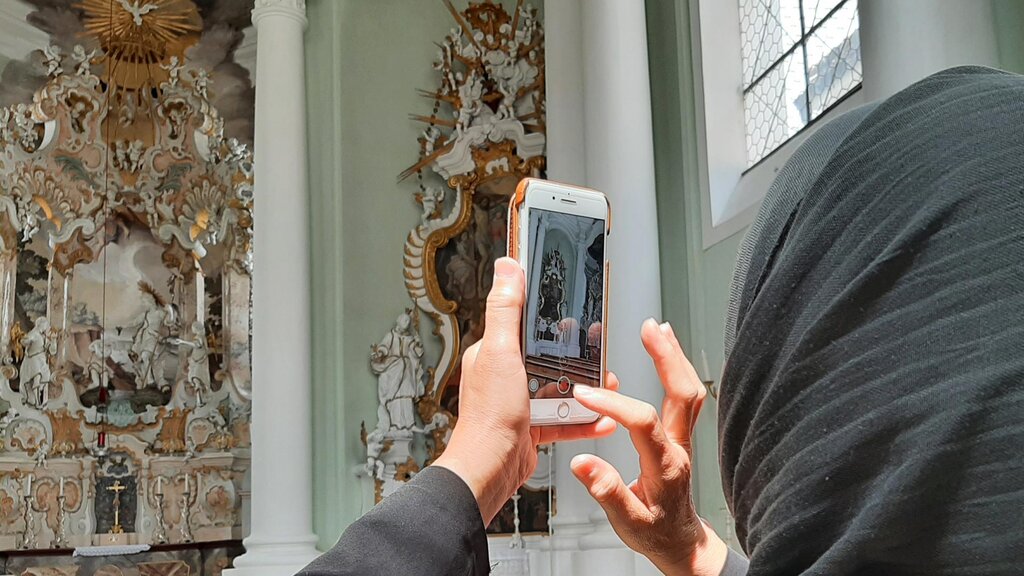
[20, 316, 56, 407]
[128, 282, 174, 390]
[369, 310, 425, 433]
[176, 321, 212, 407]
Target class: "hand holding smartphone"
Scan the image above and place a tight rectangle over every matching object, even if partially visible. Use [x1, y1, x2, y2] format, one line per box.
[508, 178, 610, 426]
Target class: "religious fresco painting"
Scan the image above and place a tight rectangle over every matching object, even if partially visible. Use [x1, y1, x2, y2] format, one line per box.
[0, 0, 255, 571]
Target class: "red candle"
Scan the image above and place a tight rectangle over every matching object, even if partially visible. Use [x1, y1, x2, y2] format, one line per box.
[97, 430, 106, 448]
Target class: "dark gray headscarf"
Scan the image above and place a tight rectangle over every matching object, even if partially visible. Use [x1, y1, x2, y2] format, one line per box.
[720, 67, 1024, 575]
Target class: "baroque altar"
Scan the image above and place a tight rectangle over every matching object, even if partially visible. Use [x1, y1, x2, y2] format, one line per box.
[363, 0, 552, 538]
[0, 0, 253, 560]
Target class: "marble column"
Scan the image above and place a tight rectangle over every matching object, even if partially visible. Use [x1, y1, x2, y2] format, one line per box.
[577, 1, 664, 571]
[226, 0, 320, 574]
[546, 0, 664, 574]
[860, 0, 999, 102]
[542, 0, 600, 566]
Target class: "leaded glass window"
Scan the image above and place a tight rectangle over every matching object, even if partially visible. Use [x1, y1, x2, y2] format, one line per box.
[739, 0, 861, 167]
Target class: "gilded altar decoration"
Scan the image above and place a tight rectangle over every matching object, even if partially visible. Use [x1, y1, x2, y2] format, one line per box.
[364, 0, 552, 534]
[0, 0, 253, 551]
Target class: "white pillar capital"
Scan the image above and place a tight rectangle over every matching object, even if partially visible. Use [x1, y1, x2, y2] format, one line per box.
[253, 0, 308, 28]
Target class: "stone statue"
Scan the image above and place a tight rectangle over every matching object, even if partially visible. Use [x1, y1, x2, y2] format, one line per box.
[19, 317, 55, 408]
[85, 339, 110, 391]
[419, 186, 444, 223]
[180, 321, 211, 407]
[455, 72, 484, 138]
[369, 311, 425, 433]
[128, 283, 173, 389]
[42, 46, 62, 78]
[160, 56, 184, 87]
[191, 68, 211, 99]
[71, 45, 97, 77]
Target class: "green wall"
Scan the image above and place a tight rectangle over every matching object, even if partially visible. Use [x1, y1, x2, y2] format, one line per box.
[994, 0, 1024, 74]
[305, 0, 542, 549]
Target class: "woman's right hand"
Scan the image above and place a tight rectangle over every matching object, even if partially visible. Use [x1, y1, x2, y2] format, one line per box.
[569, 319, 729, 576]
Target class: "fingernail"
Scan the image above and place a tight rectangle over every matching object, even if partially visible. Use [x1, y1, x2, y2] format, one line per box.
[570, 454, 594, 476]
[642, 317, 658, 332]
[660, 322, 671, 335]
[494, 257, 518, 278]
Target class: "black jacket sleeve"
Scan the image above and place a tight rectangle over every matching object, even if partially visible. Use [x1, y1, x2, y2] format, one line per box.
[297, 466, 490, 576]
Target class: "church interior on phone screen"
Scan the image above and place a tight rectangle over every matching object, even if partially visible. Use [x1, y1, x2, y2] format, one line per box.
[0, 0, 1018, 574]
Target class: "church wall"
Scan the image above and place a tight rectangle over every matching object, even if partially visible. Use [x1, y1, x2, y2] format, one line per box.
[305, 0, 543, 549]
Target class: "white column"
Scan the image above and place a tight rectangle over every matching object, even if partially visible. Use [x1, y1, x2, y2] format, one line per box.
[860, 0, 999, 102]
[546, 0, 664, 574]
[542, 0, 601, 567]
[226, 0, 320, 574]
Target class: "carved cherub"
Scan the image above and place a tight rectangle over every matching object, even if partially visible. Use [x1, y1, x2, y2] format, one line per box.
[42, 45, 62, 78]
[191, 68, 211, 99]
[71, 45, 97, 77]
[160, 56, 184, 87]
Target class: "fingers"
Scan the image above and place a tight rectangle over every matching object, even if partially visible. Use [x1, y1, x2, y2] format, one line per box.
[572, 386, 672, 484]
[640, 319, 705, 446]
[532, 372, 620, 444]
[571, 454, 649, 526]
[482, 258, 525, 352]
[534, 416, 617, 444]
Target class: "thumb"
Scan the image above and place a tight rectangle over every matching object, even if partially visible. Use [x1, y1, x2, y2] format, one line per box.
[571, 454, 648, 526]
[482, 257, 525, 351]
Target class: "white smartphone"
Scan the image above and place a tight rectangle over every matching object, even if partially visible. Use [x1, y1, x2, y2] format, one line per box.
[508, 178, 610, 426]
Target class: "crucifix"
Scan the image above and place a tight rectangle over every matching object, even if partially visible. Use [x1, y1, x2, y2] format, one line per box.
[106, 480, 126, 534]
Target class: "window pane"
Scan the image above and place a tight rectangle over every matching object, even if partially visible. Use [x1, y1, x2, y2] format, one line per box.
[803, 0, 846, 27]
[806, 1, 861, 117]
[739, 0, 803, 86]
[743, 50, 807, 166]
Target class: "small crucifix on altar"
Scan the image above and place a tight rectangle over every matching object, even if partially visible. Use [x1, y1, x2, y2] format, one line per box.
[106, 480, 126, 535]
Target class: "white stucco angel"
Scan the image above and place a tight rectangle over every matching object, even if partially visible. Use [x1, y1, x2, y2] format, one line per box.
[19, 316, 56, 408]
[128, 283, 175, 389]
[160, 56, 184, 87]
[71, 45, 97, 77]
[85, 339, 110, 391]
[369, 310, 425, 432]
[175, 320, 212, 407]
[455, 72, 484, 139]
[42, 45, 62, 78]
[191, 68, 211, 99]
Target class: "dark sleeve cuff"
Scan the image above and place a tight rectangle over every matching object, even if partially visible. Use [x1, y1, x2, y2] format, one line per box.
[720, 547, 749, 576]
[298, 466, 489, 576]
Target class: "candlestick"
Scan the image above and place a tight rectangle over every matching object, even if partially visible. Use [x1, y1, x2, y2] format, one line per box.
[19, 494, 36, 550]
[152, 491, 168, 545]
[25, 473, 32, 495]
[156, 475, 163, 495]
[53, 494, 68, 549]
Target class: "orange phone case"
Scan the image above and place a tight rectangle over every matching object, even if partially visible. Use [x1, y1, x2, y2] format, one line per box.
[507, 178, 612, 390]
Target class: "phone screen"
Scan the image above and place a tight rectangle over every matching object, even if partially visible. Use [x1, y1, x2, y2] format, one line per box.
[524, 207, 605, 399]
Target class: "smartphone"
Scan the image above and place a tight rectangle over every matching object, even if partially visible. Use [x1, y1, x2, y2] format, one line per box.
[508, 178, 610, 425]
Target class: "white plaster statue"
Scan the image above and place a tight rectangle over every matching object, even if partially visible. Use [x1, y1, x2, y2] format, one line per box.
[455, 72, 484, 139]
[118, 95, 137, 128]
[179, 321, 211, 407]
[422, 126, 441, 156]
[20, 317, 56, 408]
[191, 68, 211, 99]
[0, 409, 20, 437]
[118, 0, 158, 26]
[43, 45, 62, 78]
[419, 186, 444, 223]
[71, 45, 97, 77]
[160, 56, 184, 87]
[128, 285, 173, 389]
[369, 311, 425, 433]
[86, 339, 110, 390]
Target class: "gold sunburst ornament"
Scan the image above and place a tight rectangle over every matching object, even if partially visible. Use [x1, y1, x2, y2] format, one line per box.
[79, 0, 202, 91]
